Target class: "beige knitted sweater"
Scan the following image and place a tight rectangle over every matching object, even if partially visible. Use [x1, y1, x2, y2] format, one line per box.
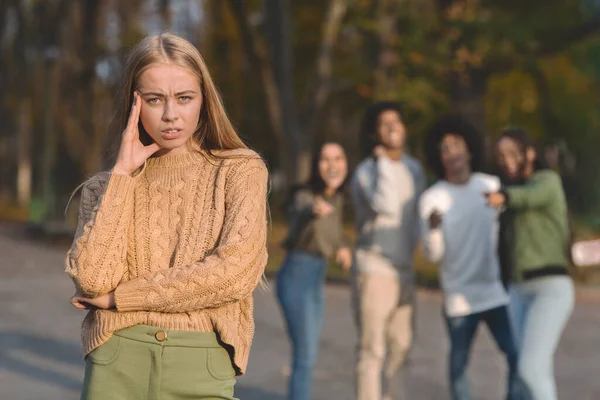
[65, 149, 268, 375]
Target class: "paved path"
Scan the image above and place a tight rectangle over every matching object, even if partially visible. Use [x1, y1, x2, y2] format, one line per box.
[0, 222, 598, 400]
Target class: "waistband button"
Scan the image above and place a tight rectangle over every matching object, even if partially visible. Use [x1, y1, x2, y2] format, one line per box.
[155, 331, 167, 342]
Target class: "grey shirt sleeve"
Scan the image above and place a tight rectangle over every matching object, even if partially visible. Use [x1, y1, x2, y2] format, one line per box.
[409, 158, 427, 251]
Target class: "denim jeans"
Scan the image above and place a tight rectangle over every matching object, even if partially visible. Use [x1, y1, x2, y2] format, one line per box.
[444, 305, 520, 400]
[508, 276, 574, 400]
[276, 251, 327, 400]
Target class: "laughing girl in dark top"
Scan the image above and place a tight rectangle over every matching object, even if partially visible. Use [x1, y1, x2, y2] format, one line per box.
[276, 141, 352, 400]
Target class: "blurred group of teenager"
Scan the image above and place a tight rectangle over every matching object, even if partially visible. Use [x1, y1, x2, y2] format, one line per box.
[276, 102, 573, 400]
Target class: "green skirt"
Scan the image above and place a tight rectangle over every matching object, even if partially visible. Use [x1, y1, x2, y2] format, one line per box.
[81, 325, 237, 400]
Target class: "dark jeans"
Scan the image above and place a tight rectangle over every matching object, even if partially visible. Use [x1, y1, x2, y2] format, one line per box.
[444, 305, 523, 400]
[276, 251, 327, 400]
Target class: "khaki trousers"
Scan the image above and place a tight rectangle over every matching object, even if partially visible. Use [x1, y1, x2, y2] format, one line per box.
[81, 325, 237, 400]
[353, 272, 414, 400]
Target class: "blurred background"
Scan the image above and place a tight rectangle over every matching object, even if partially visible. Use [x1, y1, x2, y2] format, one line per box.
[1, 1, 600, 399]
[3, 0, 600, 281]
[2, 0, 600, 211]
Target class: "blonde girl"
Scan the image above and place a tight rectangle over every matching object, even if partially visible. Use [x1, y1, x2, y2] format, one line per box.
[67, 33, 268, 400]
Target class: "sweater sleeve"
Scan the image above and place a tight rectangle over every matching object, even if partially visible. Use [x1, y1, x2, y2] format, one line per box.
[65, 173, 136, 297]
[505, 171, 561, 210]
[419, 192, 444, 263]
[113, 158, 269, 313]
[353, 157, 402, 217]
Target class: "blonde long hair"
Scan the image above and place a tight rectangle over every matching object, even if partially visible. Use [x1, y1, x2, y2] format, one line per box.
[110, 32, 247, 160]
[68, 33, 252, 213]
[68, 34, 270, 288]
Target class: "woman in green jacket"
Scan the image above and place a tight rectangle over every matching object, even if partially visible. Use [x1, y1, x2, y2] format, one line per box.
[486, 128, 574, 400]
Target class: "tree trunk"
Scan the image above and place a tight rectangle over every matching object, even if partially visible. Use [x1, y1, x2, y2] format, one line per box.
[6, 0, 30, 205]
[372, 0, 401, 98]
[449, 69, 488, 135]
[17, 101, 32, 208]
[81, 0, 102, 176]
[265, 0, 308, 183]
[233, 0, 348, 184]
[301, 0, 348, 138]
[41, 60, 60, 216]
[227, 0, 291, 180]
[32, 0, 71, 218]
[527, 63, 562, 140]
[440, 0, 489, 135]
[160, 0, 171, 31]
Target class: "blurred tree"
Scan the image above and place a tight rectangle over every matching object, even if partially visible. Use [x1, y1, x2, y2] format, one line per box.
[344, 0, 600, 134]
[2, 0, 600, 222]
[227, 0, 348, 183]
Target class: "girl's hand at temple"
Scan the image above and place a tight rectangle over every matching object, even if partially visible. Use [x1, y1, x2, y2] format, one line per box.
[112, 91, 161, 176]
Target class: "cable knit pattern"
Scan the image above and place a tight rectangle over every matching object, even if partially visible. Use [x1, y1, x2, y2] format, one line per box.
[65, 149, 269, 375]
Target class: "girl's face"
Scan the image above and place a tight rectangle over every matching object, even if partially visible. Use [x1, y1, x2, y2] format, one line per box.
[137, 63, 203, 156]
[318, 143, 347, 192]
[495, 136, 525, 181]
[440, 133, 471, 176]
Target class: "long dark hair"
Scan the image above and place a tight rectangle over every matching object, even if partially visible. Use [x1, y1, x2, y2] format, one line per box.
[285, 141, 348, 208]
[495, 127, 546, 182]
